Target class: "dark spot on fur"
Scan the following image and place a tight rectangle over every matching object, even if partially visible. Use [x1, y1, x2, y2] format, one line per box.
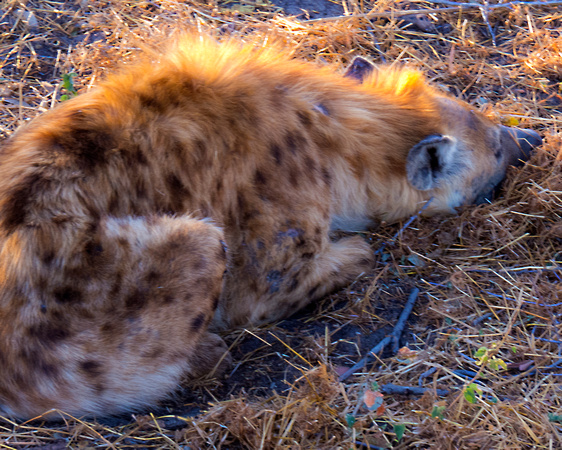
[135, 178, 148, 200]
[254, 169, 266, 186]
[80, 360, 103, 378]
[267, 270, 282, 294]
[161, 295, 173, 305]
[307, 285, 320, 298]
[109, 271, 123, 300]
[1, 172, 47, 233]
[297, 110, 312, 127]
[237, 192, 245, 210]
[117, 237, 130, 251]
[53, 286, 83, 304]
[191, 313, 206, 332]
[304, 156, 317, 173]
[38, 360, 59, 377]
[42, 249, 55, 266]
[125, 288, 149, 311]
[144, 270, 160, 284]
[270, 143, 283, 165]
[288, 299, 301, 311]
[285, 133, 299, 154]
[321, 167, 332, 186]
[165, 173, 188, 211]
[53, 124, 115, 170]
[142, 346, 164, 359]
[138, 92, 162, 111]
[288, 167, 300, 187]
[85, 239, 103, 257]
[191, 258, 206, 273]
[101, 322, 116, 336]
[287, 277, 299, 292]
[133, 149, 148, 165]
[302, 252, 314, 259]
[28, 322, 71, 343]
[108, 193, 120, 213]
[35, 276, 49, 292]
[40, 304, 47, 314]
[212, 295, 220, 310]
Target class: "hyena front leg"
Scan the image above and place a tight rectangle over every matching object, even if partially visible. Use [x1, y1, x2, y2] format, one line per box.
[1, 214, 230, 419]
[215, 234, 374, 329]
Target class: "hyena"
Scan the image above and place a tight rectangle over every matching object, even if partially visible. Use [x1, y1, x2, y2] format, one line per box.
[0, 34, 541, 419]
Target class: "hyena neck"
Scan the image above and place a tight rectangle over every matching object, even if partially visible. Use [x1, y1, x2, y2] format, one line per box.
[329, 172, 430, 231]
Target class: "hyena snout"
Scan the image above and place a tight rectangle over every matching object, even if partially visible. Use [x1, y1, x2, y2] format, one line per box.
[499, 125, 542, 167]
[472, 125, 542, 205]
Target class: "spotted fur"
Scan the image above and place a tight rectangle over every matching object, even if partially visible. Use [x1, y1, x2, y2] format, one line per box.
[0, 34, 539, 419]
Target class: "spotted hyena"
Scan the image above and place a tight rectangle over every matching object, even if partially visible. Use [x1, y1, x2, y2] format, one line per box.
[0, 34, 541, 419]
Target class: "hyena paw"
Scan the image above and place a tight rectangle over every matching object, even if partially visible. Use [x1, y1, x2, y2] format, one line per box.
[188, 332, 232, 380]
[331, 235, 374, 280]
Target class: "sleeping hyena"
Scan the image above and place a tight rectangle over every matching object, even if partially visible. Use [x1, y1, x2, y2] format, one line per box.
[0, 34, 541, 419]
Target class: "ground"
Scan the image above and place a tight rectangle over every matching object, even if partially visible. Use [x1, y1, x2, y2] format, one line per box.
[0, 0, 561, 448]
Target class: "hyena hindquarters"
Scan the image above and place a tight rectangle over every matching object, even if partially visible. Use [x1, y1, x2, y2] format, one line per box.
[0, 214, 229, 418]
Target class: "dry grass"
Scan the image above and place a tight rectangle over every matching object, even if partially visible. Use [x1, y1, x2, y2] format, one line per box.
[1, 0, 561, 448]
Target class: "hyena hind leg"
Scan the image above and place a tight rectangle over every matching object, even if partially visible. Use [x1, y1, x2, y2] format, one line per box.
[1, 214, 231, 419]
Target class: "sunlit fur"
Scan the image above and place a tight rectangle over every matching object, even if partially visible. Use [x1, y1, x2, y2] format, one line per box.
[0, 33, 524, 419]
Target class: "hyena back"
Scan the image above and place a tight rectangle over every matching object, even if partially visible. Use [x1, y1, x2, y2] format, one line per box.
[0, 35, 540, 418]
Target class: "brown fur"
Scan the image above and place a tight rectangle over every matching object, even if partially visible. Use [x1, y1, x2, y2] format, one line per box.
[0, 34, 537, 419]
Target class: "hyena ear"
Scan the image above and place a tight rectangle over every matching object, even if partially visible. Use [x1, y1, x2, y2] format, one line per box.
[343, 57, 375, 82]
[406, 135, 456, 191]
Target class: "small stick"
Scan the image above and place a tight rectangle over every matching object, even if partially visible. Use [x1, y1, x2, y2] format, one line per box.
[338, 288, 420, 381]
[303, 1, 562, 23]
[380, 383, 449, 396]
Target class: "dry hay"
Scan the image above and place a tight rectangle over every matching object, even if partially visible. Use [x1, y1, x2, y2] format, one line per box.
[1, 0, 561, 448]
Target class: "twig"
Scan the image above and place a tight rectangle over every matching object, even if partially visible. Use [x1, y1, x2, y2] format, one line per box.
[479, 1, 497, 47]
[338, 288, 420, 381]
[416, 0, 562, 8]
[380, 383, 449, 396]
[391, 288, 420, 353]
[303, 1, 562, 23]
[418, 366, 438, 386]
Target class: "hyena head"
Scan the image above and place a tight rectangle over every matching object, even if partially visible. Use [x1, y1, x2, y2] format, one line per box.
[347, 57, 542, 217]
[405, 97, 542, 213]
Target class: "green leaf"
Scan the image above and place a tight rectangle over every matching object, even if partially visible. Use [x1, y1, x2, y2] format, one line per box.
[431, 405, 445, 419]
[464, 389, 476, 404]
[62, 73, 77, 93]
[393, 423, 406, 441]
[464, 383, 482, 404]
[345, 413, 356, 427]
[474, 347, 487, 358]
